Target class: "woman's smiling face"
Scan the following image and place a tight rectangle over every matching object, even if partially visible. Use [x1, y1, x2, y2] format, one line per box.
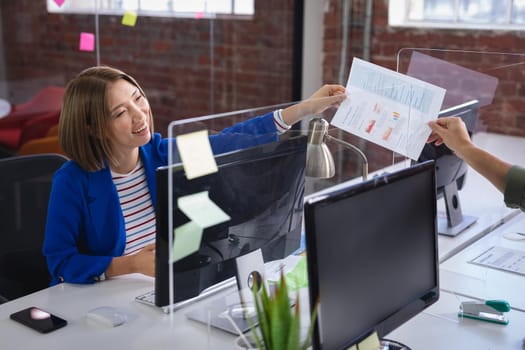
[105, 78, 152, 154]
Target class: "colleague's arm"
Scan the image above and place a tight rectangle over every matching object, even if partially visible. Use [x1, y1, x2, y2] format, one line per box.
[427, 116, 511, 193]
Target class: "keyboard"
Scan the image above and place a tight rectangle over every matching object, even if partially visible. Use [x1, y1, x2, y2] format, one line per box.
[135, 277, 237, 314]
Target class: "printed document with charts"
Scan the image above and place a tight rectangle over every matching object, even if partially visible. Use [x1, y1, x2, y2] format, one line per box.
[332, 58, 446, 160]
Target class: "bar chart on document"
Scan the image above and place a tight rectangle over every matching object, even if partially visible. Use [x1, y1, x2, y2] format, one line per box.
[332, 58, 446, 160]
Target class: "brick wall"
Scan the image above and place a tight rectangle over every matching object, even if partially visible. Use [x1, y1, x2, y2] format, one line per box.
[1, 0, 296, 134]
[3, 0, 524, 138]
[323, 0, 525, 137]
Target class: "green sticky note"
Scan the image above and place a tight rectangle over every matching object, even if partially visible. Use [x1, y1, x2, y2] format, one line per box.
[284, 255, 308, 291]
[176, 130, 218, 180]
[178, 191, 230, 229]
[170, 221, 203, 263]
[358, 331, 380, 350]
[122, 11, 138, 26]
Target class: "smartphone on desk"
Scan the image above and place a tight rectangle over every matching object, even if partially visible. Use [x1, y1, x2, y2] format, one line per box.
[10, 306, 67, 333]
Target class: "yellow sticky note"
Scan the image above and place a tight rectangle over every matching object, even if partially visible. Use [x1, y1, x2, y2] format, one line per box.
[170, 221, 203, 263]
[346, 346, 357, 350]
[122, 11, 138, 26]
[176, 130, 218, 180]
[178, 191, 230, 229]
[358, 331, 380, 350]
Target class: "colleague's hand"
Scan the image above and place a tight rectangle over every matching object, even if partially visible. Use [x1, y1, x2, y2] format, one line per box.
[427, 116, 473, 158]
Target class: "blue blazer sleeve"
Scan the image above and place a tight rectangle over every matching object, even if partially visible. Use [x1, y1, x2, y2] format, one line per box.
[208, 112, 278, 154]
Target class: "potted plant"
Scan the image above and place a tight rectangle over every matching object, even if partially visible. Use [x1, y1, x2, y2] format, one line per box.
[242, 270, 318, 350]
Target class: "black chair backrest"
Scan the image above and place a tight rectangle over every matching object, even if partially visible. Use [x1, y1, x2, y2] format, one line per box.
[0, 153, 68, 301]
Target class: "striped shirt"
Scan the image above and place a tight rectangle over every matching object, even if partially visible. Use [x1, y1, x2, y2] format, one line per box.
[112, 159, 156, 255]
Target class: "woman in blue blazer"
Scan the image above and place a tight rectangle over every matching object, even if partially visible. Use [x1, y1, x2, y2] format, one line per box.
[43, 66, 346, 285]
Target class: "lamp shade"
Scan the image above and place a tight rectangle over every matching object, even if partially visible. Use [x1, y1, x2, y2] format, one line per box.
[305, 117, 369, 180]
[306, 118, 335, 178]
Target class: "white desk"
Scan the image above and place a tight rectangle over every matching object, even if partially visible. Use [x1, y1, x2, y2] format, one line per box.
[435, 132, 524, 262]
[0, 275, 240, 350]
[1, 275, 524, 350]
[388, 290, 525, 350]
[440, 212, 525, 312]
[0, 273, 315, 350]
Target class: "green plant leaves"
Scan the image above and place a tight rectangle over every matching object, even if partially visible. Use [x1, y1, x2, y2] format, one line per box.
[251, 268, 316, 350]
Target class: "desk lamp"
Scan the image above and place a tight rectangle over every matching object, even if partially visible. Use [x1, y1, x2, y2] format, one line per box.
[306, 118, 368, 180]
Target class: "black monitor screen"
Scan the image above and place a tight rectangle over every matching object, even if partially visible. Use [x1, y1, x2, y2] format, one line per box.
[417, 99, 479, 235]
[304, 161, 439, 350]
[155, 135, 307, 306]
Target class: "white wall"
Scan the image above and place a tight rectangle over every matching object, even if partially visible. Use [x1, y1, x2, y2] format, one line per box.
[301, 0, 324, 99]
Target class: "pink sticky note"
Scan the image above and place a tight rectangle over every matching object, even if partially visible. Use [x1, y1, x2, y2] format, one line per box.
[195, 11, 204, 19]
[54, 0, 65, 7]
[79, 32, 95, 52]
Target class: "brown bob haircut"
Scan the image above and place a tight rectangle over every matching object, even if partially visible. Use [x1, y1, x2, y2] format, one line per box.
[59, 66, 154, 172]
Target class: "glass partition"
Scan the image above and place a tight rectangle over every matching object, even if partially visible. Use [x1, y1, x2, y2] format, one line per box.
[168, 100, 401, 197]
[160, 98, 402, 314]
[397, 48, 525, 137]
[0, 1, 301, 157]
[397, 48, 525, 241]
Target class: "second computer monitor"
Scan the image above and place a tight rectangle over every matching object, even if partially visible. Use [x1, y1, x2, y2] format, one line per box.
[418, 99, 479, 236]
[155, 135, 307, 307]
[304, 160, 439, 350]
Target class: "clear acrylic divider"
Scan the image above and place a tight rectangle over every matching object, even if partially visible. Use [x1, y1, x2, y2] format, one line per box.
[398, 48, 525, 237]
[162, 96, 398, 336]
[397, 49, 525, 315]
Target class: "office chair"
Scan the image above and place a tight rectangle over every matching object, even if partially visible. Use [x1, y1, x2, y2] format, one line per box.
[0, 86, 64, 156]
[17, 122, 66, 157]
[17, 134, 65, 157]
[0, 154, 68, 303]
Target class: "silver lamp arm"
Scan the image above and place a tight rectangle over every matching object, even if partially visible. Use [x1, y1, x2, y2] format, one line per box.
[325, 134, 368, 181]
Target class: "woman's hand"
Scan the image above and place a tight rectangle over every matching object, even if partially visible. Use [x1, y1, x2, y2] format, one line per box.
[131, 243, 156, 277]
[281, 84, 346, 125]
[307, 84, 347, 114]
[105, 243, 156, 278]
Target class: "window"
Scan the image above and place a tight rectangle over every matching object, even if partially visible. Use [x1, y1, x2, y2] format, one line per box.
[47, 0, 254, 19]
[389, 0, 525, 30]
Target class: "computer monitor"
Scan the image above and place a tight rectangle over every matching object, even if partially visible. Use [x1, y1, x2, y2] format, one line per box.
[417, 99, 479, 236]
[304, 160, 439, 350]
[154, 135, 307, 307]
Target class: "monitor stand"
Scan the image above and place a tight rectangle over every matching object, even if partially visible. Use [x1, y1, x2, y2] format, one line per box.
[185, 249, 266, 335]
[185, 249, 298, 335]
[380, 338, 411, 350]
[438, 181, 478, 236]
[185, 289, 258, 335]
